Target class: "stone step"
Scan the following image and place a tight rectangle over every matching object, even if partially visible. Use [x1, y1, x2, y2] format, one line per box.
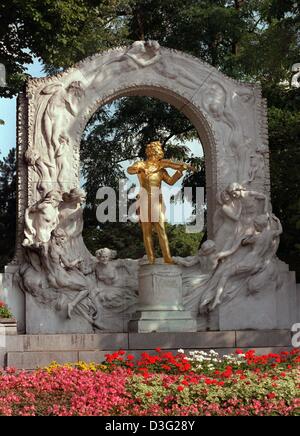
[1, 330, 294, 369]
[3, 330, 292, 353]
[6, 346, 293, 370]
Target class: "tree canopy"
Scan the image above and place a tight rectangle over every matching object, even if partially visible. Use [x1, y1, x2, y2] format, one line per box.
[0, 0, 299, 275]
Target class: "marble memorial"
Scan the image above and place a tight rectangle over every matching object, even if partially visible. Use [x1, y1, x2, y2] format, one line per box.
[0, 41, 298, 334]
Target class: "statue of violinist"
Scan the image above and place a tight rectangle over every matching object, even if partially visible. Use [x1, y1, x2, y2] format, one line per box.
[127, 141, 194, 264]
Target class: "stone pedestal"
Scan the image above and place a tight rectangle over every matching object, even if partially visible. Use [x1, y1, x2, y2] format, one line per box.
[129, 263, 197, 332]
[0, 319, 17, 335]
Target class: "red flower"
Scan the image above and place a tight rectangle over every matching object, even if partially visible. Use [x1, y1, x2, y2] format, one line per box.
[177, 385, 184, 392]
[267, 392, 276, 400]
[127, 354, 135, 361]
[155, 347, 161, 353]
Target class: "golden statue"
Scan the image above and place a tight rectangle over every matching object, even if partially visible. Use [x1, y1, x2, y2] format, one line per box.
[127, 141, 192, 264]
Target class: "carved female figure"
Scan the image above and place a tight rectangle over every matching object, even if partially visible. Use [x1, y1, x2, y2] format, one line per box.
[58, 188, 91, 261]
[23, 190, 62, 246]
[37, 81, 84, 167]
[25, 147, 54, 197]
[94, 248, 137, 311]
[174, 238, 242, 314]
[207, 214, 282, 310]
[41, 228, 94, 320]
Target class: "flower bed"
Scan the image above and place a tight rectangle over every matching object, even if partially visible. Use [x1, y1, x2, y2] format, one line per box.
[0, 349, 299, 416]
[0, 301, 13, 319]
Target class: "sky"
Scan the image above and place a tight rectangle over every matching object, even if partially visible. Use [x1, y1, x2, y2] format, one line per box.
[0, 57, 44, 157]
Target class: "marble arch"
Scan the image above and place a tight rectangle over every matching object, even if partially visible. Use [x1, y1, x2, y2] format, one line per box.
[2, 41, 297, 335]
[15, 42, 270, 259]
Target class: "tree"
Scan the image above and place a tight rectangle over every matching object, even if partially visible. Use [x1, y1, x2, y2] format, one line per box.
[0, 0, 132, 97]
[0, 149, 16, 270]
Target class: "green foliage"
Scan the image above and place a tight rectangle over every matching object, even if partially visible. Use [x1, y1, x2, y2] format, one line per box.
[0, 302, 13, 319]
[0, 149, 16, 271]
[83, 221, 202, 259]
[268, 103, 300, 278]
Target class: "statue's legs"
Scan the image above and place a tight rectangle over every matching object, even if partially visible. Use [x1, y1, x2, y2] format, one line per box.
[141, 222, 155, 264]
[154, 216, 173, 264]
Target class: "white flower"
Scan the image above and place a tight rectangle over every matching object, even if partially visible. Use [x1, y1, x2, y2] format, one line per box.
[177, 349, 184, 354]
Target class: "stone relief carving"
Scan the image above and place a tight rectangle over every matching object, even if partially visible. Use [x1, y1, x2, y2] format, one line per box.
[200, 212, 283, 311]
[19, 189, 139, 330]
[24, 147, 54, 197]
[6, 43, 296, 333]
[23, 190, 62, 247]
[213, 182, 268, 251]
[94, 248, 138, 312]
[174, 189, 283, 319]
[89, 40, 207, 92]
[33, 81, 85, 190]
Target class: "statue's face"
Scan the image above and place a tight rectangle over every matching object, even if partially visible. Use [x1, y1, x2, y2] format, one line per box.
[79, 194, 86, 204]
[231, 189, 241, 198]
[146, 144, 164, 160]
[56, 235, 66, 245]
[99, 253, 110, 265]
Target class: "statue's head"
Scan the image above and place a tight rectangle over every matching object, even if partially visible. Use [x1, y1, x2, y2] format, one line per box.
[45, 190, 62, 205]
[95, 247, 117, 264]
[25, 147, 40, 166]
[217, 190, 231, 205]
[62, 188, 86, 204]
[52, 228, 67, 245]
[226, 182, 244, 198]
[67, 81, 84, 97]
[146, 141, 164, 160]
[199, 240, 216, 256]
[253, 214, 269, 232]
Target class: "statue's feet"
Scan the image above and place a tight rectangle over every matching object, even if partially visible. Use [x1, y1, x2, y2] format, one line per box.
[67, 302, 74, 319]
[164, 257, 174, 264]
[210, 297, 221, 311]
[148, 256, 156, 264]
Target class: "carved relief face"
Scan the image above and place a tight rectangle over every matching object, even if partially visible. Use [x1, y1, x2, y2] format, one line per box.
[98, 253, 110, 265]
[55, 234, 66, 245]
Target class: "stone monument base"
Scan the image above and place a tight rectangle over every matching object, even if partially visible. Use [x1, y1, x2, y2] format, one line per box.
[129, 263, 197, 333]
[129, 310, 197, 333]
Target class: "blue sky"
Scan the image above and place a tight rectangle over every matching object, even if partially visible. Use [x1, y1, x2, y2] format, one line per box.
[0, 58, 44, 157]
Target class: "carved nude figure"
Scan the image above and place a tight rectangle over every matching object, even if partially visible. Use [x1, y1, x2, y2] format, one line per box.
[175, 238, 242, 274]
[214, 183, 268, 251]
[23, 190, 62, 246]
[208, 214, 282, 310]
[39, 81, 84, 164]
[91, 40, 203, 91]
[174, 238, 242, 315]
[58, 188, 91, 261]
[94, 248, 137, 310]
[41, 228, 94, 320]
[248, 149, 265, 184]
[24, 147, 55, 196]
[90, 41, 161, 87]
